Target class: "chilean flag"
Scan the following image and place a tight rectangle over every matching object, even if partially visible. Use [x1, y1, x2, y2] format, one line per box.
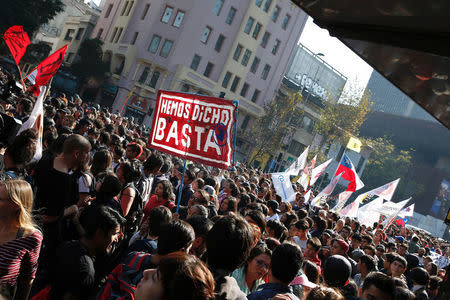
[335, 154, 364, 192]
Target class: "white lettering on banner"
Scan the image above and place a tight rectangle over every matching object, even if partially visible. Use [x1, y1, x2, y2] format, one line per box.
[294, 73, 327, 99]
[150, 90, 236, 169]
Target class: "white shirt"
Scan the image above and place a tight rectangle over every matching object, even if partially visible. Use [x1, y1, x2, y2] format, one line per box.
[266, 213, 280, 222]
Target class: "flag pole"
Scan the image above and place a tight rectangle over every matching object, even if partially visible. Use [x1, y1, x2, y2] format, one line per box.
[176, 160, 187, 214]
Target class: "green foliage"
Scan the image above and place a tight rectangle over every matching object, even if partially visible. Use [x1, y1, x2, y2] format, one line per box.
[361, 136, 423, 200]
[246, 91, 305, 165]
[71, 38, 108, 82]
[311, 86, 372, 164]
[0, 0, 64, 36]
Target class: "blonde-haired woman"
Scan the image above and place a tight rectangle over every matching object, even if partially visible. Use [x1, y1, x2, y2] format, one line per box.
[0, 180, 43, 300]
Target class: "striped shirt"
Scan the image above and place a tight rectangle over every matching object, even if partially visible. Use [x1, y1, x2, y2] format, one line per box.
[0, 230, 43, 289]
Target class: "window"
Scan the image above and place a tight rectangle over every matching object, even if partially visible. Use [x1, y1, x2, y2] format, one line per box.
[114, 27, 123, 43]
[250, 57, 260, 73]
[105, 4, 113, 18]
[109, 27, 118, 42]
[138, 67, 149, 84]
[64, 29, 75, 41]
[173, 10, 185, 27]
[204, 62, 214, 78]
[241, 49, 252, 67]
[244, 17, 255, 34]
[201, 26, 212, 43]
[66, 52, 74, 62]
[261, 64, 271, 80]
[160, 39, 173, 57]
[190, 54, 201, 71]
[226, 7, 236, 25]
[131, 32, 139, 45]
[230, 76, 240, 92]
[282, 14, 290, 30]
[161, 6, 173, 23]
[96, 28, 103, 39]
[181, 84, 190, 92]
[222, 72, 232, 88]
[252, 23, 262, 39]
[260, 31, 270, 47]
[241, 115, 250, 130]
[251, 89, 260, 102]
[240, 83, 249, 97]
[272, 6, 280, 21]
[233, 44, 243, 61]
[288, 140, 305, 157]
[75, 28, 84, 40]
[215, 34, 225, 52]
[213, 0, 224, 16]
[141, 4, 150, 20]
[149, 71, 160, 88]
[263, 0, 272, 12]
[255, 0, 263, 7]
[272, 39, 280, 54]
[121, 1, 129, 16]
[148, 35, 161, 53]
[300, 115, 314, 133]
[126, 1, 134, 16]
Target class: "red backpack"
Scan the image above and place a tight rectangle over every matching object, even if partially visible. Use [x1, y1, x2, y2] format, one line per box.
[97, 251, 154, 300]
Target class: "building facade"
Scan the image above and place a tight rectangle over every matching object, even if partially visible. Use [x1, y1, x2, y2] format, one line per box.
[91, 0, 308, 146]
[256, 43, 347, 171]
[33, 0, 101, 53]
[365, 70, 436, 122]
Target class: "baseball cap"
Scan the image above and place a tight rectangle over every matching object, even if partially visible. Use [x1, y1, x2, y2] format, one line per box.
[290, 274, 317, 288]
[395, 236, 405, 243]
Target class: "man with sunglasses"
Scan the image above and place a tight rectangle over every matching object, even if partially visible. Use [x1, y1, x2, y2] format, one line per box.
[174, 189, 210, 220]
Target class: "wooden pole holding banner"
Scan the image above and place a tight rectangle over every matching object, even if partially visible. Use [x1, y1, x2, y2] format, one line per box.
[120, 88, 135, 115]
[232, 100, 238, 165]
[176, 158, 187, 213]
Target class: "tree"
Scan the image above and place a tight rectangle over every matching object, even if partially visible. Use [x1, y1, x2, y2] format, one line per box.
[245, 91, 305, 167]
[361, 136, 423, 201]
[311, 83, 372, 163]
[0, 0, 64, 36]
[71, 38, 109, 96]
[21, 42, 51, 65]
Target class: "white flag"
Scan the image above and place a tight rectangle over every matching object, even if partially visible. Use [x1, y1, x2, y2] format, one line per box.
[311, 172, 343, 207]
[398, 203, 415, 218]
[285, 146, 309, 176]
[339, 199, 360, 218]
[332, 190, 353, 212]
[17, 86, 45, 162]
[357, 197, 384, 226]
[304, 189, 312, 203]
[380, 198, 411, 227]
[271, 172, 296, 203]
[298, 155, 316, 190]
[354, 178, 400, 204]
[309, 158, 332, 187]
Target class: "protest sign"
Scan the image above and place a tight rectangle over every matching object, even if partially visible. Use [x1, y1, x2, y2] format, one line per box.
[150, 90, 236, 169]
[271, 172, 296, 203]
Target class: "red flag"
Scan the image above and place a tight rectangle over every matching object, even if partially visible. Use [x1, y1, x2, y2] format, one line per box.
[3, 25, 30, 66]
[28, 45, 67, 96]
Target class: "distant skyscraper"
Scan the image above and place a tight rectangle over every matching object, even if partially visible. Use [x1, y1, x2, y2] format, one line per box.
[365, 70, 435, 122]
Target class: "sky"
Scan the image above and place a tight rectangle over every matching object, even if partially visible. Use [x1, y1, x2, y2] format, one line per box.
[299, 17, 373, 97]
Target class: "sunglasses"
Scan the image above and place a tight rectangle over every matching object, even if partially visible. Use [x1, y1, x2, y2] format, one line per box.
[255, 259, 269, 270]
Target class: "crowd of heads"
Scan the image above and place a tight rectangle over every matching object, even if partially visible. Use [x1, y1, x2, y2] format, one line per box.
[0, 67, 449, 300]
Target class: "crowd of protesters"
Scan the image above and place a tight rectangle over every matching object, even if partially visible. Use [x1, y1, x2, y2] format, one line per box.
[0, 67, 449, 300]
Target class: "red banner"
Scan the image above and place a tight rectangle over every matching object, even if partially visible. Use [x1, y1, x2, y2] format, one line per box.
[28, 45, 67, 96]
[3, 25, 30, 66]
[149, 90, 236, 169]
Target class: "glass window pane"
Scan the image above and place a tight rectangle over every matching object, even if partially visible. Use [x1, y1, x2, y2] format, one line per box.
[190, 54, 201, 71]
[282, 15, 290, 29]
[252, 23, 262, 39]
[241, 49, 252, 67]
[244, 17, 255, 34]
[148, 35, 161, 53]
[201, 26, 211, 43]
[233, 44, 243, 61]
[263, 0, 272, 12]
[173, 11, 185, 27]
[215, 35, 225, 52]
[226, 7, 237, 25]
[149, 71, 160, 88]
[160, 40, 173, 57]
[255, 0, 263, 7]
[230, 76, 240, 92]
[272, 6, 279, 22]
[213, 0, 224, 16]
[161, 6, 173, 23]
[222, 72, 232, 88]
[250, 57, 260, 73]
